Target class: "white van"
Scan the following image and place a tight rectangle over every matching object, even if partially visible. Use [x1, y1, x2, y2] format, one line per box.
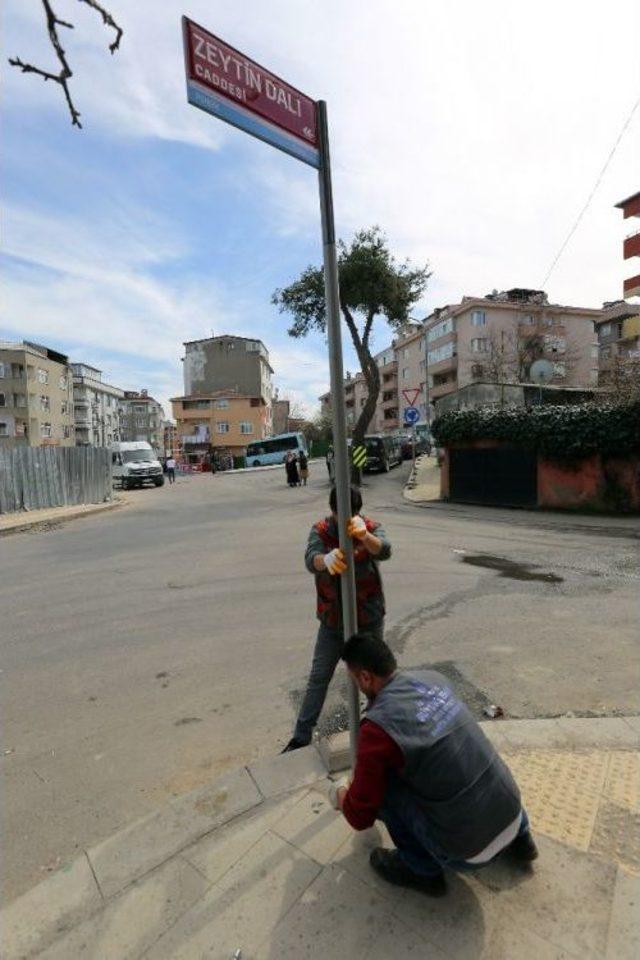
[111, 441, 164, 489]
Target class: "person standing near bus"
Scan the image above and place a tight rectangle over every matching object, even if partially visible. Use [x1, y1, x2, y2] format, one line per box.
[281, 485, 392, 752]
[298, 449, 309, 486]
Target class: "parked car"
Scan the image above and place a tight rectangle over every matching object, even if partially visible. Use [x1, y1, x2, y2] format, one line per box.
[363, 434, 402, 473]
[111, 441, 164, 489]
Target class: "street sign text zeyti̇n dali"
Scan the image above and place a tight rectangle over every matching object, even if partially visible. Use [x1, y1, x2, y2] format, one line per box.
[182, 17, 319, 167]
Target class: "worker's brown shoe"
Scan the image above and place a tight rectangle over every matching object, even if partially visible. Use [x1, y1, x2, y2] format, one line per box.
[506, 830, 539, 863]
[369, 848, 446, 896]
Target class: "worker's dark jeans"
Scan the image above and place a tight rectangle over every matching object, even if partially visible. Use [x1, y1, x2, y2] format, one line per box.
[380, 776, 530, 878]
[293, 620, 383, 744]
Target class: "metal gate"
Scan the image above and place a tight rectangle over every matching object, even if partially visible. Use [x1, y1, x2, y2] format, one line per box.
[449, 447, 537, 507]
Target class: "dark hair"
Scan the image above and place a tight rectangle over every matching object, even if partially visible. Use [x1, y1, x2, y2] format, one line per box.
[329, 485, 363, 515]
[341, 634, 397, 676]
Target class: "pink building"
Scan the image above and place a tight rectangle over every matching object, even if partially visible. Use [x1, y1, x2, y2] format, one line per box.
[425, 290, 601, 403]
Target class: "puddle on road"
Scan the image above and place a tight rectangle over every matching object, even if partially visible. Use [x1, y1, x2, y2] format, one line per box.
[458, 553, 564, 583]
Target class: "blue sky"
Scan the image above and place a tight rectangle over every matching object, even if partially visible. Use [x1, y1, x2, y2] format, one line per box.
[2, 0, 638, 417]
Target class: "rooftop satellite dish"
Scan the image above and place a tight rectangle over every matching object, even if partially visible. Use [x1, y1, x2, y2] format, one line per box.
[529, 359, 554, 384]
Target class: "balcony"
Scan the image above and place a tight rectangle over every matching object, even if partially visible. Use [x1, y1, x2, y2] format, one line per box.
[623, 274, 640, 299]
[623, 231, 640, 260]
[428, 355, 458, 376]
[430, 380, 457, 400]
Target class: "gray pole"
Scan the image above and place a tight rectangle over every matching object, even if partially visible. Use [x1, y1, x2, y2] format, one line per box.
[317, 100, 360, 767]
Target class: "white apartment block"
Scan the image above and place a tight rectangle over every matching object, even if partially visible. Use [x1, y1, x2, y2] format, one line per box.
[71, 364, 124, 447]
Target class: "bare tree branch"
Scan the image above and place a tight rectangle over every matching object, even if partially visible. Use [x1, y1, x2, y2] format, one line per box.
[8, 0, 123, 129]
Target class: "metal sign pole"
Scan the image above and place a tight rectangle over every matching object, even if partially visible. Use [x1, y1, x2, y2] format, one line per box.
[317, 100, 360, 768]
[412, 424, 416, 468]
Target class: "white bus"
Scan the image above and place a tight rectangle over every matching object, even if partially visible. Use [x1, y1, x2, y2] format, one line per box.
[245, 432, 308, 467]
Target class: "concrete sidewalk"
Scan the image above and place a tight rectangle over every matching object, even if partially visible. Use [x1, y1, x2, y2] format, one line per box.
[404, 454, 442, 503]
[0, 498, 124, 537]
[2, 717, 638, 959]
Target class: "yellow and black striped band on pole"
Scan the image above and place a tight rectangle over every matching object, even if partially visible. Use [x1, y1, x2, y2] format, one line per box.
[352, 445, 367, 468]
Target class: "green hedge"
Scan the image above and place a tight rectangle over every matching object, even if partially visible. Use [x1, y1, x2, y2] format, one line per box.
[431, 402, 640, 462]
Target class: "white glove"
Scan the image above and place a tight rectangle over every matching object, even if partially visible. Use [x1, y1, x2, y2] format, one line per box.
[347, 515, 367, 540]
[323, 548, 346, 575]
[328, 776, 350, 810]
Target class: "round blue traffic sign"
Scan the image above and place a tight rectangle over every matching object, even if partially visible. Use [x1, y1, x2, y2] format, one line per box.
[404, 406, 420, 425]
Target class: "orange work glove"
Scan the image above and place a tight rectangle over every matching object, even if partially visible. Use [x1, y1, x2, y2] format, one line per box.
[323, 548, 347, 575]
[347, 515, 368, 540]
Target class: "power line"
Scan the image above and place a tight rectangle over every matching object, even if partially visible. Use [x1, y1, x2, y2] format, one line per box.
[541, 94, 640, 288]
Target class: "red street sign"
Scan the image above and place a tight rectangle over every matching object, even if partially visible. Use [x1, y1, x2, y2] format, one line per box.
[402, 388, 421, 407]
[182, 18, 319, 167]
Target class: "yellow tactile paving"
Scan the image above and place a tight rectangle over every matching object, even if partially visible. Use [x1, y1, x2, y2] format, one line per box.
[502, 748, 640, 875]
[603, 751, 640, 813]
[504, 749, 608, 852]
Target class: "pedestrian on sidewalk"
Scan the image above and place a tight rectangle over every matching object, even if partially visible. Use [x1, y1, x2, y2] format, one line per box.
[298, 449, 309, 486]
[330, 634, 538, 897]
[281, 486, 391, 752]
[165, 456, 176, 484]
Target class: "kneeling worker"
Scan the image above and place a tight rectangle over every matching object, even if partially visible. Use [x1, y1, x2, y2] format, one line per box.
[330, 634, 538, 896]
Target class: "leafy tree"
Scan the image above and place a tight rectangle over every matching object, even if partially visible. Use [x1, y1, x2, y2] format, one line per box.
[272, 227, 431, 446]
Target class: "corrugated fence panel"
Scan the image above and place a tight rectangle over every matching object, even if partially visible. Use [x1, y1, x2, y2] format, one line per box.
[0, 446, 113, 514]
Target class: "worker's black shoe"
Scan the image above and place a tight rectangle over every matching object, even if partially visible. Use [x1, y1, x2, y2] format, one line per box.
[506, 830, 539, 863]
[280, 737, 309, 754]
[369, 848, 446, 896]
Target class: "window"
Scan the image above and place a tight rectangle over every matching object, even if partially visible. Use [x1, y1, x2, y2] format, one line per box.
[427, 317, 454, 342]
[0, 393, 4, 407]
[215, 399, 229, 409]
[14, 393, 26, 408]
[62, 425, 71, 439]
[521, 314, 535, 325]
[544, 335, 565, 353]
[136, 417, 146, 427]
[600, 323, 611, 337]
[61, 401, 68, 415]
[471, 311, 486, 326]
[217, 421, 229, 433]
[37, 368, 49, 384]
[0, 362, 5, 378]
[402, 368, 409, 379]
[12, 363, 24, 379]
[40, 422, 52, 438]
[240, 421, 253, 434]
[427, 341, 455, 365]
[600, 346, 611, 360]
[553, 362, 566, 378]
[40, 395, 50, 411]
[419, 359, 426, 371]
[183, 399, 211, 410]
[0, 422, 7, 436]
[134, 404, 146, 413]
[59, 375, 67, 389]
[543, 315, 555, 327]
[471, 338, 488, 353]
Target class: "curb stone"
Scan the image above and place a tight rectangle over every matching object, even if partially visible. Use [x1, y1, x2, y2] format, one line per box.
[0, 499, 124, 537]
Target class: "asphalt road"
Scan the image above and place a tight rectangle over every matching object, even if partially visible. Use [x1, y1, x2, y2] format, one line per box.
[1, 460, 638, 900]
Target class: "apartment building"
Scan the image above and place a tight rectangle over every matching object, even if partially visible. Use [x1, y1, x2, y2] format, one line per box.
[596, 300, 640, 387]
[615, 190, 640, 300]
[71, 364, 124, 447]
[119, 390, 165, 450]
[424, 289, 601, 403]
[392, 322, 427, 425]
[171, 392, 270, 461]
[0, 341, 74, 446]
[182, 335, 273, 408]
